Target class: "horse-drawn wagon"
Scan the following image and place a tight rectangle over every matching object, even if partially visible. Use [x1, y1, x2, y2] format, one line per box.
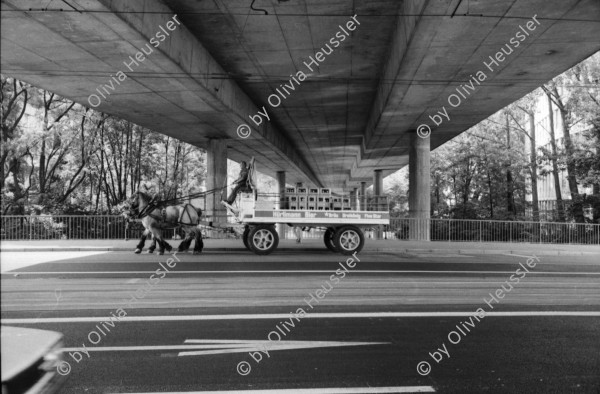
[125, 158, 390, 255]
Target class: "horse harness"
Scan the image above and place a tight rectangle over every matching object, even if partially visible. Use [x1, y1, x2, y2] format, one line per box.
[129, 199, 166, 223]
[146, 207, 168, 224]
[135, 201, 197, 229]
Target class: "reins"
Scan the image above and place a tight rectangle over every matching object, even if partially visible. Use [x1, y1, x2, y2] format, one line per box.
[131, 182, 237, 220]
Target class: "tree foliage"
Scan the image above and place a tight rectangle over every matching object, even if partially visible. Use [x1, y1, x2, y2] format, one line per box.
[428, 113, 530, 220]
[1, 76, 206, 214]
[385, 52, 599, 222]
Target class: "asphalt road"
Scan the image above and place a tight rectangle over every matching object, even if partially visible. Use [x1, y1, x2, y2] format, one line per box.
[1, 250, 599, 393]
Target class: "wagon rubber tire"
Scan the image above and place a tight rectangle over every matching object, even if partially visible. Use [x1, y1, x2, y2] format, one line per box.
[248, 224, 279, 255]
[323, 227, 339, 252]
[333, 225, 364, 255]
[242, 226, 251, 251]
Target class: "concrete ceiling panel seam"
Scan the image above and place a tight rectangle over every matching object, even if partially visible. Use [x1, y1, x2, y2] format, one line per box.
[7, 0, 321, 185]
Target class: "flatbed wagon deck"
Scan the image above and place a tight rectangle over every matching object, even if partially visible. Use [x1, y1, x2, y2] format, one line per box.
[212, 158, 390, 255]
[248, 209, 389, 225]
[231, 196, 389, 255]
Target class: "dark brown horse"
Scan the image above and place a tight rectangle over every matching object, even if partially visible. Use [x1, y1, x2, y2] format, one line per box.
[125, 191, 203, 255]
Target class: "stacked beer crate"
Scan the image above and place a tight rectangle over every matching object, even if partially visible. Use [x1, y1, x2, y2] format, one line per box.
[318, 188, 331, 210]
[308, 188, 319, 210]
[342, 197, 351, 210]
[331, 193, 352, 210]
[332, 196, 342, 210]
[297, 187, 308, 210]
[285, 187, 297, 209]
[284, 187, 338, 210]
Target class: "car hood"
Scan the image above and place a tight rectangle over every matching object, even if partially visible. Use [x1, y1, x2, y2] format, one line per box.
[1, 326, 63, 382]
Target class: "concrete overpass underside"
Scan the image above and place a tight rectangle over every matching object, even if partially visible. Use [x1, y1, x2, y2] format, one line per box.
[1, 0, 599, 189]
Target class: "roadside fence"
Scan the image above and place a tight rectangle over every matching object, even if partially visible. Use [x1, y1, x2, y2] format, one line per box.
[389, 218, 600, 245]
[1, 215, 598, 245]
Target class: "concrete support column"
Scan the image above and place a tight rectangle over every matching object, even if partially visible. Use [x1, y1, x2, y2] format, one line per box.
[373, 170, 384, 239]
[276, 171, 286, 239]
[293, 182, 303, 241]
[350, 188, 358, 210]
[409, 133, 431, 241]
[360, 182, 366, 211]
[206, 139, 227, 225]
[373, 170, 383, 206]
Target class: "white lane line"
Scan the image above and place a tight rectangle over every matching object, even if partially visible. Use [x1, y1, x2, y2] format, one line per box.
[111, 387, 436, 393]
[417, 254, 472, 258]
[4, 270, 600, 275]
[502, 253, 538, 259]
[3, 311, 600, 324]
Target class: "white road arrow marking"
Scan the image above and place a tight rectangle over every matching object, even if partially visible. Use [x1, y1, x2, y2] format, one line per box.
[60, 339, 389, 356]
[178, 339, 389, 356]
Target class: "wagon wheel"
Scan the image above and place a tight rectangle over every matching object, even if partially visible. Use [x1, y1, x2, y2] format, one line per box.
[248, 224, 279, 255]
[333, 225, 364, 255]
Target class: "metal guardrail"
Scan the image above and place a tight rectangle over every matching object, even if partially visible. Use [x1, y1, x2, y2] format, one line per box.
[2, 215, 599, 245]
[388, 218, 600, 245]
